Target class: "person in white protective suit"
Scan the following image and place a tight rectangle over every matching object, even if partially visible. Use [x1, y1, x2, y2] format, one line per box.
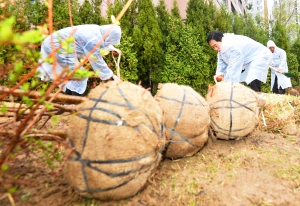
[267, 40, 292, 94]
[207, 30, 272, 92]
[37, 24, 122, 96]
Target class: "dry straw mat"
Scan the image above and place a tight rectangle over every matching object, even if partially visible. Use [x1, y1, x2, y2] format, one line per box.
[155, 83, 210, 159]
[66, 81, 165, 201]
[206, 81, 260, 140]
[257, 93, 300, 135]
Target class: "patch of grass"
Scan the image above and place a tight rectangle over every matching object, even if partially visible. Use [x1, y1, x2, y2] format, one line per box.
[171, 180, 176, 188]
[185, 181, 198, 195]
[190, 168, 195, 174]
[206, 165, 218, 174]
[256, 146, 300, 184]
[284, 135, 298, 142]
[188, 198, 196, 206]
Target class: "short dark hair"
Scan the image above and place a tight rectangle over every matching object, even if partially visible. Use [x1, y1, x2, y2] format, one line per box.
[207, 31, 224, 43]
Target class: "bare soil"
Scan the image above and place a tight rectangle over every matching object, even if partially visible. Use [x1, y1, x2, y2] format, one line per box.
[1, 115, 300, 206]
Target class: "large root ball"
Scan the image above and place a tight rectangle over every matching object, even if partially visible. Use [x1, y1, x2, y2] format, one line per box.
[65, 81, 165, 201]
[206, 82, 260, 140]
[155, 83, 210, 159]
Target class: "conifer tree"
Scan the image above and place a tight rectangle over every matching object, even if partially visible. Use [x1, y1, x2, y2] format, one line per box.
[243, 14, 268, 44]
[252, 15, 269, 44]
[78, 0, 105, 25]
[186, 0, 216, 42]
[132, 0, 163, 91]
[51, 0, 81, 29]
[156, 0, 171, 51]
[287, 53, 300, 86]
[232, 13, 246, 35]
[185, 0, 219, 93]
[24, 0, 48, 27]
[170, 0, 181, 19]
[213, 6, 233, 33]
[271, 20, 289, 52]
[162, 24, 211, 94]
[113, 0, 139, 36]
[290, 36, 300, 72]
[163, 2, 213, 94]
[104, 1, 139, 83]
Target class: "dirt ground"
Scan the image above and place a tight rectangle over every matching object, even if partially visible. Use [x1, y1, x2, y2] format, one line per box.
[1, 113, 300, 206]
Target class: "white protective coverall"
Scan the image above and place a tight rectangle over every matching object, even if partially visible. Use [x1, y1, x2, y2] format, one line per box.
[216, 33, 272, 84]
[267, 40, 292, 90]
[37, 24, 121, 94]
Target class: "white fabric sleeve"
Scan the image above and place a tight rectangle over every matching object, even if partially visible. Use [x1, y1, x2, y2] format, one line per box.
[216, 53, 227, 76]
[222, 47, 244, 83]
[279, 49, 288, 72]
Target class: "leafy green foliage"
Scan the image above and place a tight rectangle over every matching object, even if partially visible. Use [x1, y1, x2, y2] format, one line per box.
[271, 21, 289, 52]
[287, 53, 300, 87]
[271, 0, 299, 40]
[186, 0, 216, 42]
[78, 0, 105, 25]
[156, 0, 171, 51]
[0, 0, 299, 96]
[21, 192, 31, 202]
[132, 0, 163, 90]
[162, 25, 211, 95]
[1, 164, 9, 171]
[26, 136, 63, 169]
[23, 0, 48, 26]
[213, 6, 233, 33]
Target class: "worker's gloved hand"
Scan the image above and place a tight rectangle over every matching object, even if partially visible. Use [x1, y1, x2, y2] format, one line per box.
[112, 49, 122, 56]
[215, 75, 224, 82]
[112, 74, 120, 81]
[115, 49, 122, 55]
[103, 74, 121, 83]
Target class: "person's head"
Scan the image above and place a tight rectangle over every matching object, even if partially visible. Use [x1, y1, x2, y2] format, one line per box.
[207, 31, 224, 52]
[267, 40, 276, 53]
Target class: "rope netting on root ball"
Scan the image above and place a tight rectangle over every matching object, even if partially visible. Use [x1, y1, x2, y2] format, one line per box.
[65, 81, 165, 201]
[206, 81, 261, 140]
[257, 93, 300, 135]
[154, 83, 210, 159]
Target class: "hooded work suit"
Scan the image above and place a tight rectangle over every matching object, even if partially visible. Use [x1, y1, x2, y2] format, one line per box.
[267, 40, 292, 93]
[37, 24, 121, 94]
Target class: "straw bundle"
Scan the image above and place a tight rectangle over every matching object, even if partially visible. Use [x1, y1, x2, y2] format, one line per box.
[206, 82, 260, 140]
[287, 88, 300, 96]
[155, 83, 210, 159]
[65, 81, 165, 201]
[257, 93, 300, 134]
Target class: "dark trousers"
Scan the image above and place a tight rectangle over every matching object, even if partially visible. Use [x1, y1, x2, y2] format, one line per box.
[249, 79, 261, 92]
[65, 88, 82, 96]
[272, 76, 286, 94]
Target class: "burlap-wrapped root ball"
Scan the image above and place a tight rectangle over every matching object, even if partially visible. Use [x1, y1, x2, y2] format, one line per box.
[65, 81, 165, 201]
[154, 83, 210, 159]
[206, 81, 260, 140]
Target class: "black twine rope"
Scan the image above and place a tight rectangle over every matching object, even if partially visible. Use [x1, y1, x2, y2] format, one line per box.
[68, 86, 164, 194]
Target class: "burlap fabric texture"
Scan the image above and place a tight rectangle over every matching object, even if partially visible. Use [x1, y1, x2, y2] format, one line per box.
[155, 83, 210, 159]
[206, 81, 260, 140]
[66, 81, 165, 201]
